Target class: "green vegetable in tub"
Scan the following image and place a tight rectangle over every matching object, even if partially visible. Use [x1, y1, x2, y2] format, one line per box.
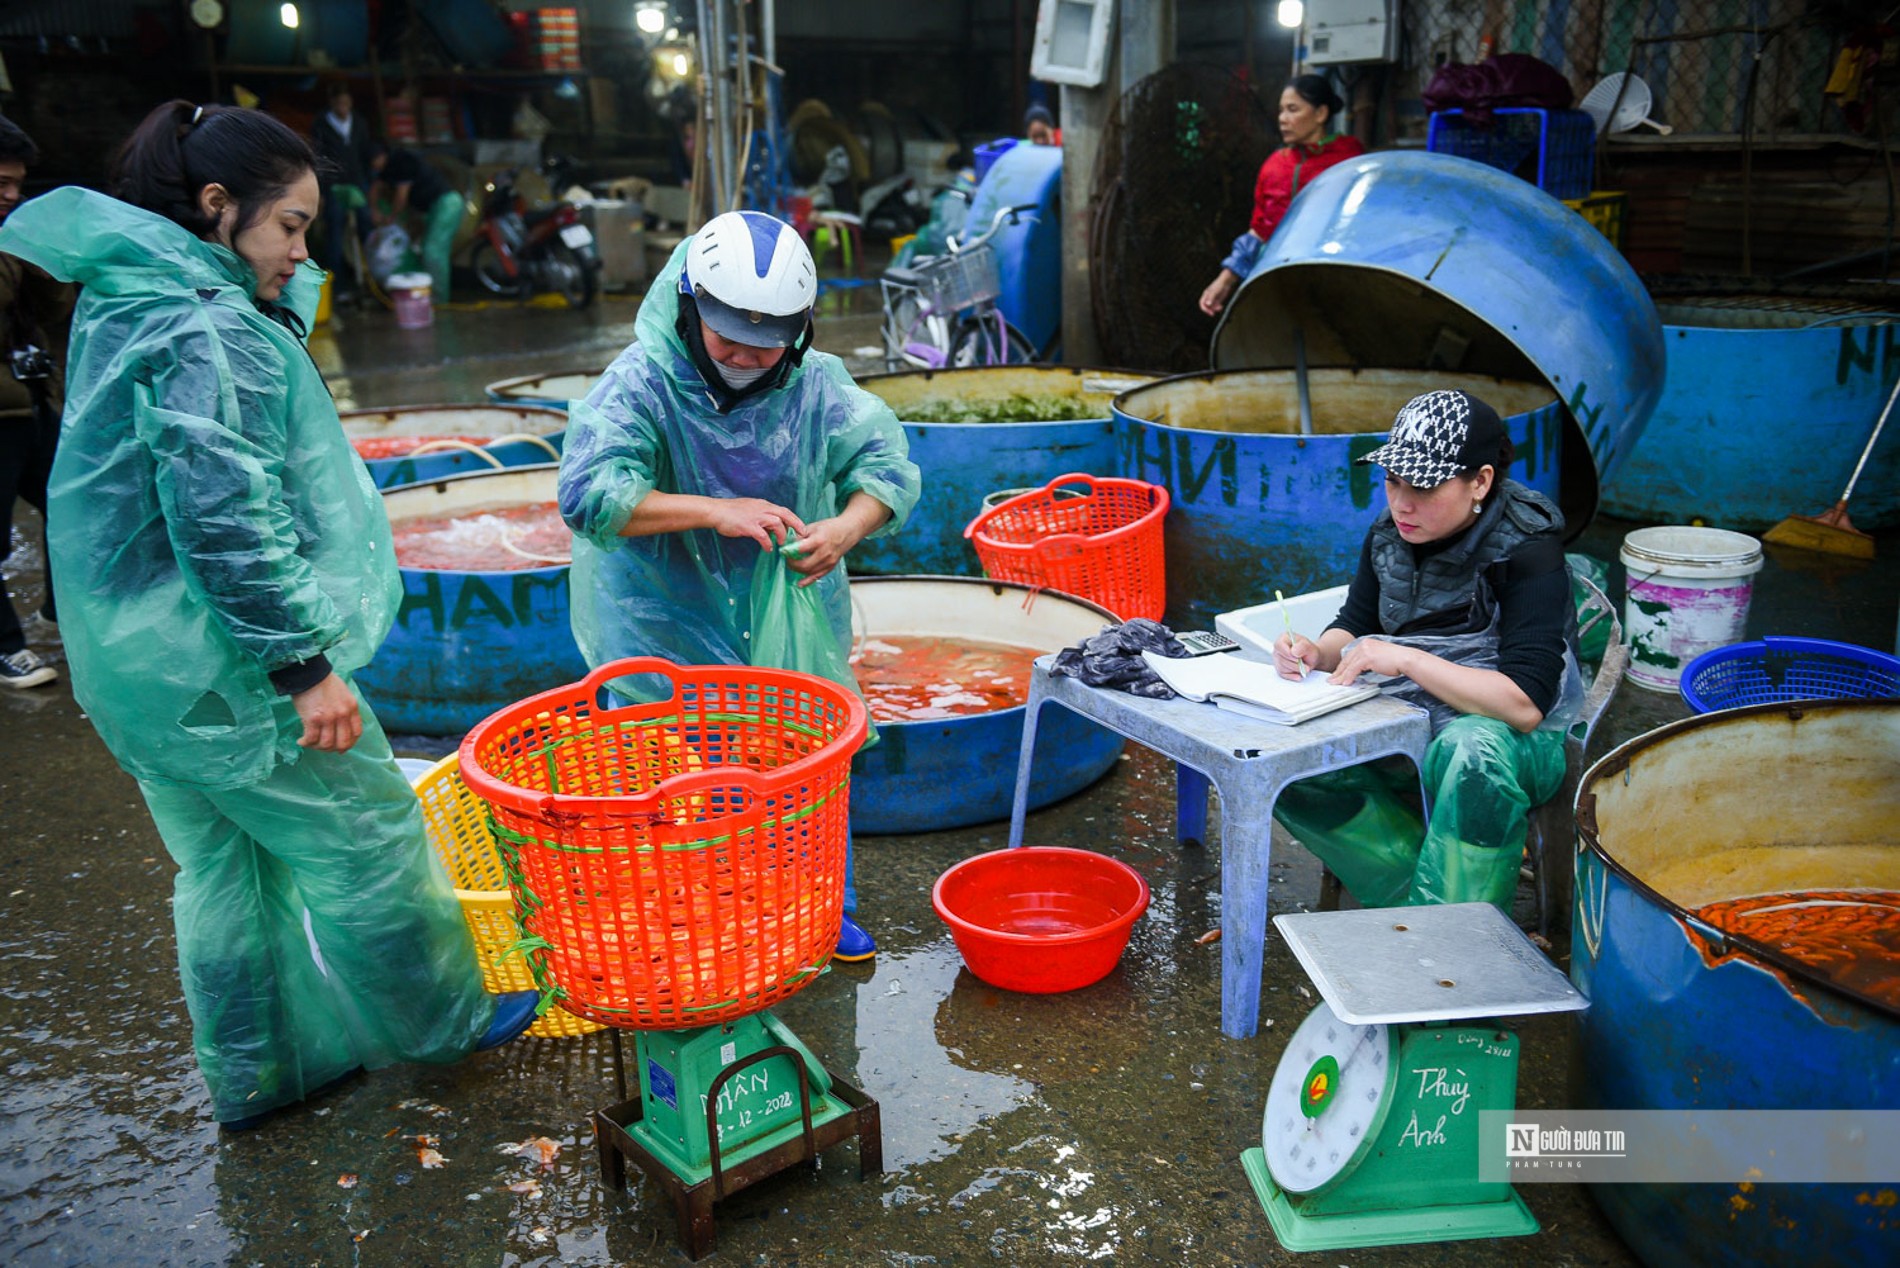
[893, 395, 1106, 424]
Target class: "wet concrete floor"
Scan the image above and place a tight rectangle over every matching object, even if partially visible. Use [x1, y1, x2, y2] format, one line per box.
[3, 289, 1896, 1266]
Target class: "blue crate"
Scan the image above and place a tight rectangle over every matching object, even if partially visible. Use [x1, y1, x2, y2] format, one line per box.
[1426, 107, 1595, 200]
[972, 138, 1019, 183]
[1680, 636, 1900, 714]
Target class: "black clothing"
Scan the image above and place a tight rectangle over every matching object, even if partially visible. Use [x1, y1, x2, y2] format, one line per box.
[379, 150, 450, 213]
[1330, 481, 1572, 717]
[311, 113, 377, 191]
[1, 253, 73, 650]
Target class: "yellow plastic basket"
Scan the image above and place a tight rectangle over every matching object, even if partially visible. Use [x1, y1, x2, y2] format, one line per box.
[411, 754, 603, 1039]
[1563, 190, 1627, 249]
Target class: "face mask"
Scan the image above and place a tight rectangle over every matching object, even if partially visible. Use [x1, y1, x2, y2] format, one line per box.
[714, 359, 774, 390]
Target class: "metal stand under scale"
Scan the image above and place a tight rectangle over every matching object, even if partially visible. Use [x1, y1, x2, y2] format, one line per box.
[594, 1012, 882, 1261]
[1241, 902, 1587, 1252]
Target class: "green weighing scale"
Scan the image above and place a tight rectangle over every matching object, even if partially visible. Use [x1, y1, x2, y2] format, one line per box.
[1241, 901, 1587, 1252]
[593, 1009, 881, 1260]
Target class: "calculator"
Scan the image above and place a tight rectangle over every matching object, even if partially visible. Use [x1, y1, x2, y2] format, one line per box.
[1174, 630, 1242, 657]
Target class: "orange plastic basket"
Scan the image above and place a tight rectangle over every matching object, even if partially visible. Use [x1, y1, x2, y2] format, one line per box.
[963, 473, 1169, 620]
[457, 658, 868, 1030]
[412, 755, 604, 1039]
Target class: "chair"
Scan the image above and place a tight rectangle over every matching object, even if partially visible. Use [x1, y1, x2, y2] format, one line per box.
[1315, 574, 1628, 938]
[809, 210, 864, 275]
[1526, 574, 1627, 938]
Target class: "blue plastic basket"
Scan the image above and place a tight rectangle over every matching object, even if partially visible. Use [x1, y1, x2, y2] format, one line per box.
[972, 137, 1018, 183]
[1680, 636, 1900, 714]
[1426, 107, 1595, 200]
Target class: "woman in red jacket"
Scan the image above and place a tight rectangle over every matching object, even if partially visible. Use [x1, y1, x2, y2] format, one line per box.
[1199, 75, 1365, 317]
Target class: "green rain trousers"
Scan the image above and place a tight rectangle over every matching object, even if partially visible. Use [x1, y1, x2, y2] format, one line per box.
[0, 189, 493, 1121]
[417, 192, 463, 300]
[140, 692, 491, 1122]
[1272, 715, 1567, 910]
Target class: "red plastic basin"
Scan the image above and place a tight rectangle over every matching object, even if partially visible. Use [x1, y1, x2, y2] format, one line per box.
[932, 847, 1150, 993]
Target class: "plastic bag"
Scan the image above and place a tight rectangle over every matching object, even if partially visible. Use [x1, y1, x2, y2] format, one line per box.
[748, 539, 872, 739]
[364, 224, 413, 285]
[1565, 551, 1613, 667]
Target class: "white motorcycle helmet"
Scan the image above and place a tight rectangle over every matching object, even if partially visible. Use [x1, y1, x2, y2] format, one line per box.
[679, 210, 816, 348]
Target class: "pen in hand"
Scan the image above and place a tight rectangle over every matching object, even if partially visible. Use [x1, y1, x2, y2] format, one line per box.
[1273, 589, 1307, 680]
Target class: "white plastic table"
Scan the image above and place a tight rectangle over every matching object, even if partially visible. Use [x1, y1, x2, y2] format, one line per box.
[1007, 656, 1433, 1039]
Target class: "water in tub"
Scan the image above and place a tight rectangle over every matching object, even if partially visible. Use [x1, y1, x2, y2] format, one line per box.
[390, 500, 573, 570]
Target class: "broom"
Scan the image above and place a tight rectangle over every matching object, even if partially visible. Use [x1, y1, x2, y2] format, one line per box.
[1761, 374, 1897, 560]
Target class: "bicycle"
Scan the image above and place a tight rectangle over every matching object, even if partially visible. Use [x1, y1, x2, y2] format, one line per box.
[878, 201, 1039, 372]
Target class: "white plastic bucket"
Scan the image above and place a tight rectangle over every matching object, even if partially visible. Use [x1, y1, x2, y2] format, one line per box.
[1619, 526, 1764, 692]
[389, 272, 434, 329]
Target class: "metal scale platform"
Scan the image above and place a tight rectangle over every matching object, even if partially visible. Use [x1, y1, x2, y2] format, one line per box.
[593, 1012, 882, 1261]
[1242, 902, 1587, 1252]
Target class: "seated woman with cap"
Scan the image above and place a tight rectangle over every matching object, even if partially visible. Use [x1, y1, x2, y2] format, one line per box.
[1271, 389, 1584, 911]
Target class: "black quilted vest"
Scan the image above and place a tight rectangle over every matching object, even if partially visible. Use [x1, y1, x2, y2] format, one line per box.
[1367, 479, 1566, 642]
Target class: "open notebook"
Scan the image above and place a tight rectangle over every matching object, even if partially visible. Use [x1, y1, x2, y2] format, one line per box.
[1141, 650, 1379, 726]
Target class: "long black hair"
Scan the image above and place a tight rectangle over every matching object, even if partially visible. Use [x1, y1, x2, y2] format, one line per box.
[1285, 74, 1345, 127]
[112, 100, 315, 240]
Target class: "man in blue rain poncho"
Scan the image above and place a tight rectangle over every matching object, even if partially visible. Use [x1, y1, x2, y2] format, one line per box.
[560, 210, 921, 961]
[0, 101, 535, 1132]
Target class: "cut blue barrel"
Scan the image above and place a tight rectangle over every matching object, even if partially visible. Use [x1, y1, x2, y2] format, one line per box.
[1573, 700, 1900, 1267]
[848, 577, 1123, 834]
[483, 368, 607, 410]
[1214, 152, 1664, 512]
[853, 366, 1150, 577]
[1601, 302, 1900, 530]
[341, 403, 567, 490]
[965, 141, 1064, 354]
[358, 464, 588, 736]
[1112, 368, 1565, 627]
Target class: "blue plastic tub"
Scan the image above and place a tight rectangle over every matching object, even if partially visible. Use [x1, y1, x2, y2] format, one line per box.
[847, 577, 1123, 834]
[342, 403, 566, 490]
[1680, 636, 1900, 713]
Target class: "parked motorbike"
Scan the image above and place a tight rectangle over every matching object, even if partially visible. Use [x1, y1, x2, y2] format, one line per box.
[471, 159, 600, 308]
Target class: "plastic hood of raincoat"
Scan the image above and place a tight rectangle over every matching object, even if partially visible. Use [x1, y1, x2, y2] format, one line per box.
[0, 188, 398, 789]
[557, 238, 920, 695]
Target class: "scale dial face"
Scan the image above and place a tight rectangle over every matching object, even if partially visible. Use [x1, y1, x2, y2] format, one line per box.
[1261, 1000, 1399, 1195]
[190, 0, 225, 29]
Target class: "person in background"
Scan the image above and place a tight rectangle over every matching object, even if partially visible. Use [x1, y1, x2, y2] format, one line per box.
[1024, 103, 1060, 146]
[0, 113, 73, 690]
[1270, 390, 1583, 911]
[0, 100, 537, 1131]
[558, 210, 921, 963]
[1198, 74, 1365, 317]
[368, 143, 462, 302]
[310, 82, 376, 297]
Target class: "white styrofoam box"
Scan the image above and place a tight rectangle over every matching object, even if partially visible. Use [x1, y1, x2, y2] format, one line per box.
[1305, 0, 1398, 66]
[1215, 585, 1352, 657]
[582, 199, 647, 290]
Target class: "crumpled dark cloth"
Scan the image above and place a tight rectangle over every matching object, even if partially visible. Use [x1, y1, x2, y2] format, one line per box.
[1050, 618, 1186, 699]
[1422, 54, 1575, 125]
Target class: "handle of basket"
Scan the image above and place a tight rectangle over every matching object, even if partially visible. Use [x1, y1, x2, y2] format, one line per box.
[405, 438, 507, 467]
[1045, 472, 1102, 497]
[964, 471, 1102, 540]
[530, 657, 779, 816]
[488, 432, 562, 460]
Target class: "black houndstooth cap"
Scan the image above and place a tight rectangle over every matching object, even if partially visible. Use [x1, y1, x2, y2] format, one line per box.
[1355, 389, 1507, 488]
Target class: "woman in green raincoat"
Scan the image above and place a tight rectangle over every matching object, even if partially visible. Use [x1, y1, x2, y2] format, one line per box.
[0, 101, 535, 1130]
[559, 210, 921, 962]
